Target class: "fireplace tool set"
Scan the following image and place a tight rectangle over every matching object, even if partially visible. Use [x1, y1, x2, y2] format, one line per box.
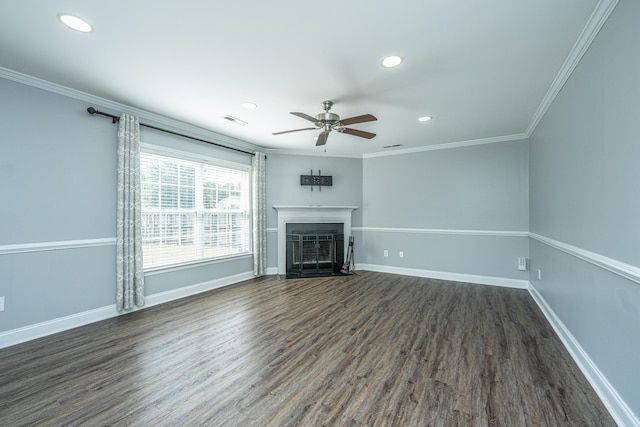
[340, 236, 355, 275]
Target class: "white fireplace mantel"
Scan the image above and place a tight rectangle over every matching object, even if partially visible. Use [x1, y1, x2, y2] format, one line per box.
[273, 205, 357, 275]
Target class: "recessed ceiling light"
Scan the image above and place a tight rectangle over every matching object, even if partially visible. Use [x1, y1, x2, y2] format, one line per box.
[241, 102, 257, 110]
[418, 116, 432, 122]
[57, 13, 94, 33]
[381, 55, 403, 68]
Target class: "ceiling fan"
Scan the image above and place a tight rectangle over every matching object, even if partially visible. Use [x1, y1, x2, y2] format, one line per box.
[272, 101, 377, 146]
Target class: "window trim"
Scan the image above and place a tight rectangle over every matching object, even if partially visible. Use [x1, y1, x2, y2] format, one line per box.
[144, 253, 254, 276]
[140, 143, 253, 271]
[141, 143, 251, 174]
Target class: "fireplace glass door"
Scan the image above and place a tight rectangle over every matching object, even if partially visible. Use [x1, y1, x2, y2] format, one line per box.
[285, 224, 344, 278]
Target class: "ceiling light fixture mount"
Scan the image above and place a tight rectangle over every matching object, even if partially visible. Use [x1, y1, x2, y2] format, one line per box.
[56, 13, 94, 33]
[381, 55, 403, 68]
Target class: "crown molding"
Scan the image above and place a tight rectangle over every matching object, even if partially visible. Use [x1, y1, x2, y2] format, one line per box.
[263, 147, 363, 159]
[0, 66, 259, 154]
[525, 0, 620, 136]
[363, 133, 528, 159]
[265, 132, 529, 159]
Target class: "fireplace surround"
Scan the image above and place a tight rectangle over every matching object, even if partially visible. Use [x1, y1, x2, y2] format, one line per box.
[273, 206, 357, 277]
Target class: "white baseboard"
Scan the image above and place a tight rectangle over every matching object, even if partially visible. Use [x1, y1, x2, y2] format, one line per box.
[528, 283, 639, 427]
[0, 304, 119, 349]
[356, 263, 529, 289]
[144, 271, 255, 308]
[0, 271, 256, 350]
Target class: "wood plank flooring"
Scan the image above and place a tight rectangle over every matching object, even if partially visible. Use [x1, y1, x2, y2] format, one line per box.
[0, 271, 616, 426]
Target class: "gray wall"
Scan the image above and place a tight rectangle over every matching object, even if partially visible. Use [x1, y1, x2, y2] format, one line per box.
[0, 77, 256, 333]
[265, 153, 363, 226]
[1, 80, 117, 244]
[361, 141, 529, 280]
[1, 79, 117, 332]
[529, 0, 640, 417]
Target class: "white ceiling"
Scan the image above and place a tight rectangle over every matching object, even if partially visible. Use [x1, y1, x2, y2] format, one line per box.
[0, 1, 603, 156]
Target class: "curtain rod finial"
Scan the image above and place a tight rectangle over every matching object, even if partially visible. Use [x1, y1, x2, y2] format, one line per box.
[87, 107, 97, 115]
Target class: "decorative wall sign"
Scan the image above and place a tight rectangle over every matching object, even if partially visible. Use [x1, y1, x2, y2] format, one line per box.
[300, 170, 332, 191]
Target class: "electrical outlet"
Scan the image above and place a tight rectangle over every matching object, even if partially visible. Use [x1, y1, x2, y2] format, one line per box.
[0, 296, 4, 312]
[399, 251, 404, 258]
[383, 250, 388, 257]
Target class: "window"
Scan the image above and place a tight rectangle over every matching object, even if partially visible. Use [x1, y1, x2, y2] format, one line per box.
[140, 150, 251, 269]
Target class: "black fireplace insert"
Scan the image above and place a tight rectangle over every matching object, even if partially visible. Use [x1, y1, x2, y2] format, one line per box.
[285, 223, 344, 278]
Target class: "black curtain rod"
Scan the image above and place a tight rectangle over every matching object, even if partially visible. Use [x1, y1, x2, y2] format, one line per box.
[87, 107, 256, 157]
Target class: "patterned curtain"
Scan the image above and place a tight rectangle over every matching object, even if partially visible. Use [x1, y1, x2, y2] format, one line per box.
[252, 151, 267, 276]
[116, 113, 145, 311]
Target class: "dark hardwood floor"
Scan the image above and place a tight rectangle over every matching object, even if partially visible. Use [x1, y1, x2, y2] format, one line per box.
[0, 271, 615, 426]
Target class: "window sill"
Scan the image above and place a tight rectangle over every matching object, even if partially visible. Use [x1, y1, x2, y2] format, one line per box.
[144, 252, 253, 276]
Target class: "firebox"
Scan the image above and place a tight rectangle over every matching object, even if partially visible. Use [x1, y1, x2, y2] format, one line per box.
[285, 223, 344, 278]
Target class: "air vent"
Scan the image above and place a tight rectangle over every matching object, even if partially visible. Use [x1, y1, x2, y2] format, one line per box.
[223, 115, 247, 126]
[383, 144, 403, 149]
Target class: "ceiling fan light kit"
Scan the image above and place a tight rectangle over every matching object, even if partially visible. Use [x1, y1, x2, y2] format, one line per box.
[273, 100, 377, 146]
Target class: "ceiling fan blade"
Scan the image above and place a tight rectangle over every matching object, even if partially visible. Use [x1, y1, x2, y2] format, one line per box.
[316, 131, 329, 146]
[291, 112, 318, 123]
[339, 114, 377, 126]
[272, 127, 316, 135]
[340, 128, 376, 139]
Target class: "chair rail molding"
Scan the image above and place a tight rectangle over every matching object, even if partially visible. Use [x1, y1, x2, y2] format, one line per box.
[0, 238, 117, 255]
[354, 227, 528, 237]
[529, 233, 640, 285]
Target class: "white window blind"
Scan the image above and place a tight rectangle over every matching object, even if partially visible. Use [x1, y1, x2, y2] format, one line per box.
[140, 151, 250, 269]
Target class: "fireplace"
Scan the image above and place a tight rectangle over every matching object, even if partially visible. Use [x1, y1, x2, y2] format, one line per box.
[273, 206, 357, 277]
[286, 223, 344, 278]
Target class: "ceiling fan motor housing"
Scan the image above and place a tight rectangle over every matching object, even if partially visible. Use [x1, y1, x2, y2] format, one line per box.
[315, 112, 340, 123]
